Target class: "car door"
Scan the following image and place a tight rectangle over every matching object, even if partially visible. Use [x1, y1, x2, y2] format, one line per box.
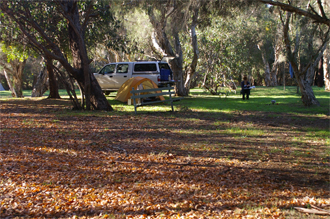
[94, 64, 116, 89]
[112, 63, 129, 89]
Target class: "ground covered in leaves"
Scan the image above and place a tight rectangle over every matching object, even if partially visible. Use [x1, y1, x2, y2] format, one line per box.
[0, 99, 329, 218]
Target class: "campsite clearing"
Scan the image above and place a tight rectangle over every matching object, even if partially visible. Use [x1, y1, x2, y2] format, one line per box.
[0, 87, 329, 218]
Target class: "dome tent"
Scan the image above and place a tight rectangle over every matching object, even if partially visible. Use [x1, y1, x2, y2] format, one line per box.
[115, 77, 165, 103]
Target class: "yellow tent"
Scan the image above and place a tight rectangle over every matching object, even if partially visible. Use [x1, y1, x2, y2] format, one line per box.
[115, 77, 165, 103]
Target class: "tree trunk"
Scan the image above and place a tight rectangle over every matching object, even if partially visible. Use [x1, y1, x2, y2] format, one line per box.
[46, 56, 60, 99]
[316, 57, 324, 87]
[3, 69, 17, 97]
[258, 44, 271, 86]
[53, 64, 81, 110]
[270, 42, 281, 86]
[283, 12, 323, 106]
[264, 60, 271, 86]
[6, 59, 26, 98]
[324, 48, 330, 91]
[31, 57, 48, 97]
[148, 4, 198, 96]
[283, 62, 286, 90]
[184, 7, 199, 95]
[13, 64, 24, 98]
[64, 2, 112, 110]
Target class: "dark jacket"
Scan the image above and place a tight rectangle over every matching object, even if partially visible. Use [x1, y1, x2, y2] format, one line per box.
[241, 80, 251, 90]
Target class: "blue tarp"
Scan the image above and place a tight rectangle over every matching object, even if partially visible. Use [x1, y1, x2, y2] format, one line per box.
[160, 69, 171, 81]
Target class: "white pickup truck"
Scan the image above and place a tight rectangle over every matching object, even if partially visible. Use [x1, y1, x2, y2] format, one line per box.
[94, 61, 175, 94]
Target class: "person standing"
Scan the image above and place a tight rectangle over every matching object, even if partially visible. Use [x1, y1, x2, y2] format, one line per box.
[241, 75, 251, 100]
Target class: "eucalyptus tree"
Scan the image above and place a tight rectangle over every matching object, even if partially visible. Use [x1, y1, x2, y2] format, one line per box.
[130, 0, 257, 96]
[0, 45, 27, 98]
[0, 13, 29, 98]
[0, 1, 113, 110]
[324, 48, 330, 90]
[196, 6, 268, 93]
[254, 6, 282, 87]
[143, 0, 200, 96]
[257, 0, 330, 106]
[91, 7, 141, 68]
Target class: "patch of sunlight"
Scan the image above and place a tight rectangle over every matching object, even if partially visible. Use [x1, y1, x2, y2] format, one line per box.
[221, 127, 267, 137]
[171, 129, 201, 135]
[36, 146, 78, 156]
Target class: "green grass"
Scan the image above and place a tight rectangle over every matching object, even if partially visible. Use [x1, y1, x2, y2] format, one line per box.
[106, 86, 329, 116]
[0, 89, 74, 98]
[184, 86, 330, 115]
[0, 86, 329, 116]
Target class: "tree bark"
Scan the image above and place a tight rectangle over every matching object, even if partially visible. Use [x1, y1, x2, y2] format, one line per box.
[316, 57, 324, 87]
[53, 64, 81, 110]
[258, 44, 271, 86]
[3, 69, 16, 97]
[59, 2, 112, 110]
[12, 59, 25, 98]
[148, 3, 197, 96]
[258, 0, 330, 27]
[283, 12, 323, 106]
[324, 48, 330, 91]
[46, 56, 60, 98]
[32, 57, 48, 97]
[270, 39, 281, 86]
[2, 58, 26, 98]
[184, 6, 199, 94]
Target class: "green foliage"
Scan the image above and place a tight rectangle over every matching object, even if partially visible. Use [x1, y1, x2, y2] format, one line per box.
[122, 8, 153, 58]
[196, 11, 264, 90]
[1, 44, 28, 62]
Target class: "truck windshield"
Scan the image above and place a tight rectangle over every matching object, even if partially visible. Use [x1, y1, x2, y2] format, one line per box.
[100, 64, 115, 74]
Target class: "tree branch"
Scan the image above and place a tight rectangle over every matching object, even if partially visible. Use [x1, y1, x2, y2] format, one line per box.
[258, 0, 330, 26]
[82, 1, 94, 32]
[317, 0, 327, 19]
[309, 4, 320, 16]
[1, 2, 79, 77]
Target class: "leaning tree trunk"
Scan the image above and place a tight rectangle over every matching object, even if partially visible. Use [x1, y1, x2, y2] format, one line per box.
[148, 4, 198, 96]
[4, 58, 26, 98]
[31, 57, 48, 97]
[283, 12, 323, 106]
[53, 64, 81, 110]
[63, 2, 112, 110]
[3, 69, 17, 97]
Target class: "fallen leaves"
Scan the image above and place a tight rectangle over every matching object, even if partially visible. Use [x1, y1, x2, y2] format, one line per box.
[0, 100, 329, 218]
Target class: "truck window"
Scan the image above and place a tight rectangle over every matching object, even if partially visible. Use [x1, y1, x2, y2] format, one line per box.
[134, 64, 157, 72]
[159, 63, 171, 70]
[116, 64, 129, 73]
[100, 64, 115, 74]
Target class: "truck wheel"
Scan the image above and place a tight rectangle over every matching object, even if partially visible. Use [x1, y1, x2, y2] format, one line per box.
[104, 91, 111, 95]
